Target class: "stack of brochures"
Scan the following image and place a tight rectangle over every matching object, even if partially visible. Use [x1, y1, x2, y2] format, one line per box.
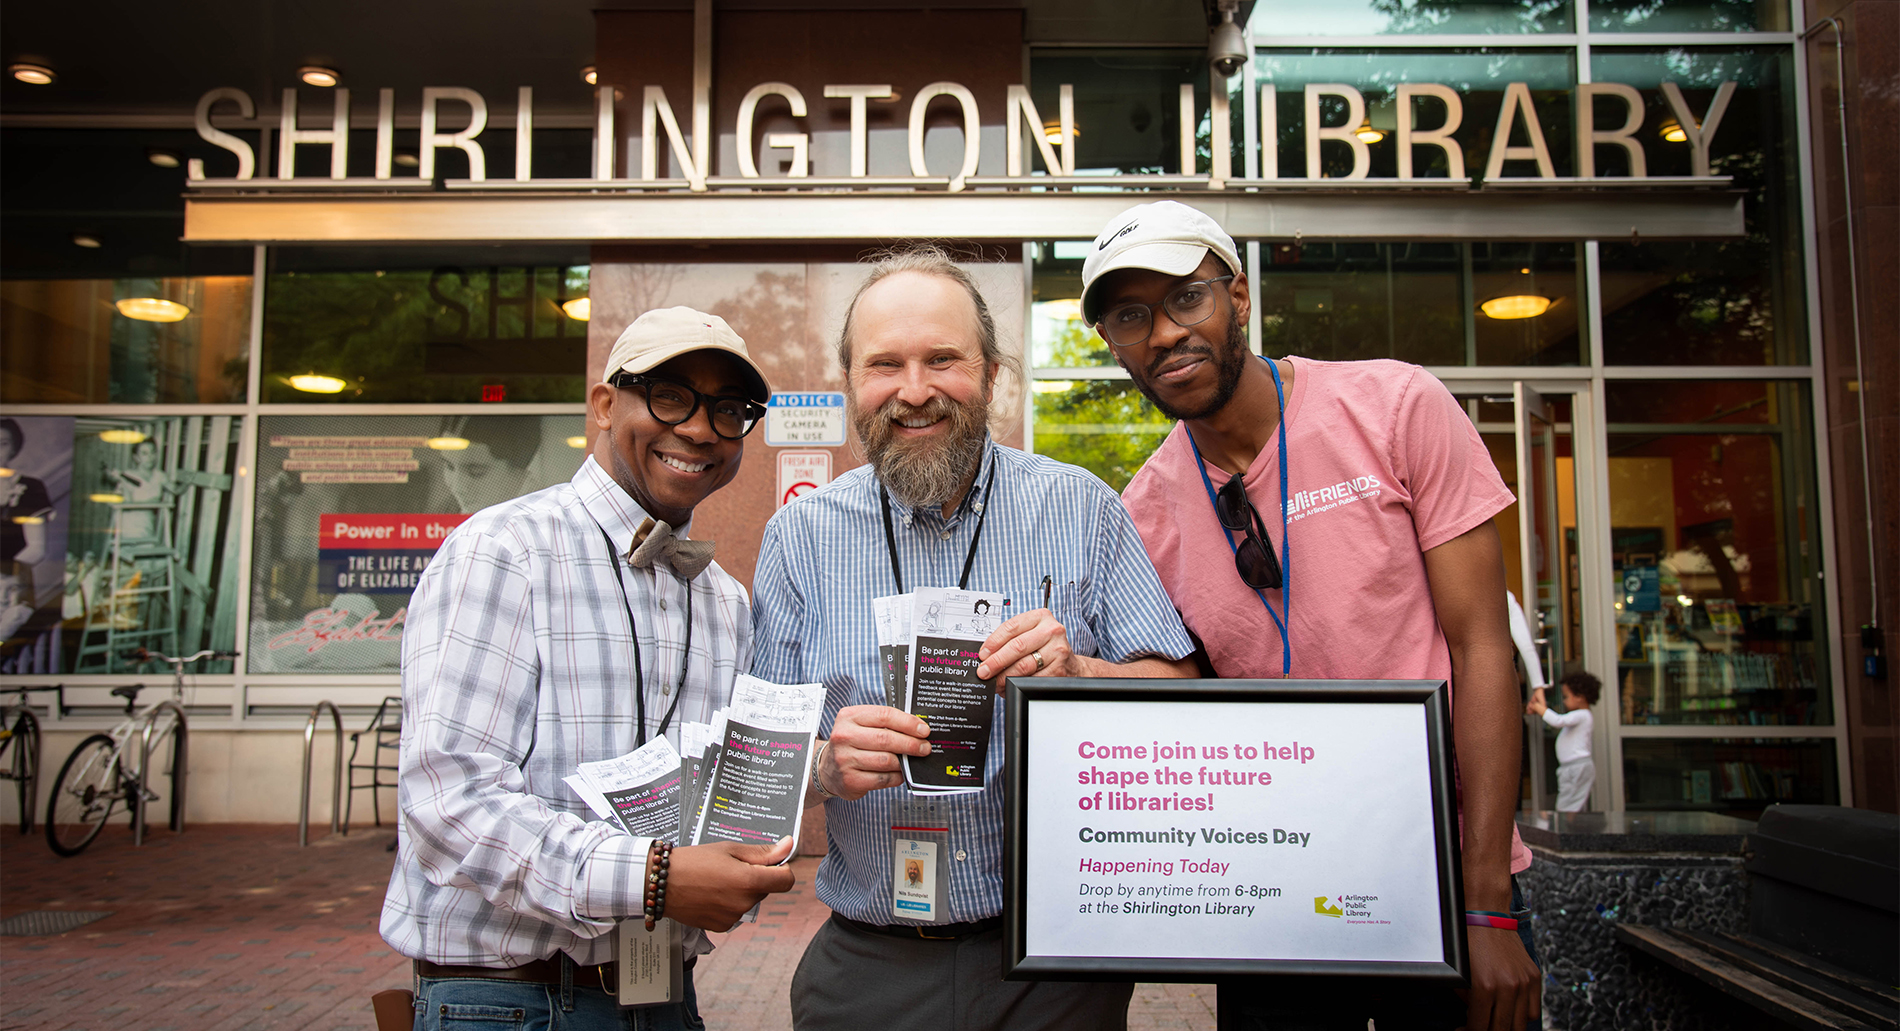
[874, 586, 1006, 795]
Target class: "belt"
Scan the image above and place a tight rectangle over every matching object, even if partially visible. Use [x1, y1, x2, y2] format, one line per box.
[831, 913, 1003, 941]
[417, 958, 617, 992]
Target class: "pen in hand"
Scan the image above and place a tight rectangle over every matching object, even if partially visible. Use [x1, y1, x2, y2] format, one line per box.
[1041, 574, 1053, 610]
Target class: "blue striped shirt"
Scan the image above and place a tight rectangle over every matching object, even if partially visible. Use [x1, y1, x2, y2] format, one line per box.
[751, 439, 1194, 923]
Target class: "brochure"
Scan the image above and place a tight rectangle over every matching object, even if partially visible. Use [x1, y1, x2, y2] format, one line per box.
[901, 586, 1005, 794]
[690, 675, 826, 849]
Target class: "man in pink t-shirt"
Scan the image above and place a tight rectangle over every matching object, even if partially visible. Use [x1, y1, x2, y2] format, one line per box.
[1084, 201, 1540, 1031]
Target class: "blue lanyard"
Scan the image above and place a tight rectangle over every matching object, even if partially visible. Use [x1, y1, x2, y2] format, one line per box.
[1188, 356, 1291, 676]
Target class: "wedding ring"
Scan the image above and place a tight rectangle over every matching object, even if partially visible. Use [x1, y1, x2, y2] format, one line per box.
[1033, 650, 1045, 671]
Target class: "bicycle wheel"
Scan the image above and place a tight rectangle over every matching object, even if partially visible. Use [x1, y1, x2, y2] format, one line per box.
[46, 734, 119, 857]
[12, 708, 39, 834]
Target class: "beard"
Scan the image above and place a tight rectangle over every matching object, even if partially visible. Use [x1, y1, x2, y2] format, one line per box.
[854, 390, 991, 510]
[1132, 313, 1251, 422]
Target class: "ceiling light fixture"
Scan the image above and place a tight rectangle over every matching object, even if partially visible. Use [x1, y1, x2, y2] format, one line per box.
[11, 515, 44, 526]
[146, 148, 182, 169]
[98, 429, 147, 444]
[1658, 119, 1687, 143]
[393, 152, 420, 168]
[566, 435, 588, 448]
[561, 298, 591, 321]
[9, 63, 55, 85]
[114, 297, 190, 322]
[90, 492, 126, 504]
[287, 373, 348, 394]
[1479, 295, 1552, 320]
[0, 468, 13, 477]
[299, 65, 340, 88]
[71, 232, 101, 249]
[1041, 122, 1077, 146]
[427, 436, 471, 451]
[1355, 121, 1386, 144]
[581, 66, 598, 86]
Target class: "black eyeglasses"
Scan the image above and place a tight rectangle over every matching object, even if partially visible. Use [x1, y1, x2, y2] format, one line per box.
[611, 373, 766, 440]
[1097, 275, 1235, 348]
[1216, 474, 1282, 590]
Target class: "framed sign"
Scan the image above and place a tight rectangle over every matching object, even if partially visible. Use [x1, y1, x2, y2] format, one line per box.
[1004, 678, 1465, 983]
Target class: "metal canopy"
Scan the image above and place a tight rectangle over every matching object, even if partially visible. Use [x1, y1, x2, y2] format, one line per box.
[183, 188, 1745, 243]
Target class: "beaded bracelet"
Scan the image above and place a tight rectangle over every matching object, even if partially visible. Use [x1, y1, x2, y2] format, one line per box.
[643, 838, 673, 931]
[1465, 910, 1519, 930]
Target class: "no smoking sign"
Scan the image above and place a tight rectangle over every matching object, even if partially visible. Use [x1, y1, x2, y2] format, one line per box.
[776, 451, 831, 508]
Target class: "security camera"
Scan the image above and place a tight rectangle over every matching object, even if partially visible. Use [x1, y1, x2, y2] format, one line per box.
[1209, 2, 1247, 78]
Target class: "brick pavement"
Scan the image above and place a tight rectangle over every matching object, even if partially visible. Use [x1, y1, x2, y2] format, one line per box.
[1, 824, 1213, 1030]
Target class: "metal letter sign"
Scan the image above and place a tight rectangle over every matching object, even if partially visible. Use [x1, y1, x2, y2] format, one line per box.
[776, 451, 832, 508]
[764, 392, 846, 447]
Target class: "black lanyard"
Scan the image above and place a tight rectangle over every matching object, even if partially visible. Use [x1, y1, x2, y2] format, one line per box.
[595, 525, 692, 747]
[878, 455, 997, 594]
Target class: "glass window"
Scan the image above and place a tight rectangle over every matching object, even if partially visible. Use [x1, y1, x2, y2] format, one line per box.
[1030, 241, 1111, 370]
[247, 414, 588, 674]
[1621, 738, 1836, 818]
[1249, 0, 1572, 35]
[262, 246, 590, 403]
[1594, 48, 1805, 364]
[1, 276, 253, 403]
[1254, 49, 1576, 181]
[1258, 241, 1583, 365]
[1028, 51, 1237, 176]
[3, 416, 246, 675]
[1031, 381, 1173, 492]
[1589, 0, 1789, 33]
[1607, 380, 1827, 727]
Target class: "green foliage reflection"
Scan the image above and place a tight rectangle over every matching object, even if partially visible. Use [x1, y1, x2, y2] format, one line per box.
[1031, 323, 1173, 492]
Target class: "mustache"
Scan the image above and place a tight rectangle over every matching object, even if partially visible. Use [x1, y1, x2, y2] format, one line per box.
[1147, 344, 1215, 380]
[876, 395, 957, 426]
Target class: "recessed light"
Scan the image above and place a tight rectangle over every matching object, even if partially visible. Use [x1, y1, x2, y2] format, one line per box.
[90, 493, 125, 504]
[427, 436, 471, 451]
[147, 148, 182, 168]
[98, 429, 147, 444]
[1659, 119, 1687, 143]
[71, 232, 101, 249]
[1479, 295, 1552, 320]
[393, 152, 420, 168]
[115, 297, 190, 322]
[561, 298, 591, 321]
[299, 65, 340, 88]
[9, 63, 55, 86]
[566, 436, 588, 448]
[287, 373, 348, 394]
[581, 66, 598, 86]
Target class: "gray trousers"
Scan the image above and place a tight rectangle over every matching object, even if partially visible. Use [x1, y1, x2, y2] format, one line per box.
[1555, 757, 1595, 812]
[790, 917, 1133, 1031]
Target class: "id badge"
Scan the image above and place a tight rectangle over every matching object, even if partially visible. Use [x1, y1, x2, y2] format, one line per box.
[891, 796, 952, 924]
[614, 918, 683, 1007]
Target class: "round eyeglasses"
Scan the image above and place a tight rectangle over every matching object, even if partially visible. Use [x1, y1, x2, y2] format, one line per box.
[611, 373, 765, 440]
[1097, 275, 1235, 348]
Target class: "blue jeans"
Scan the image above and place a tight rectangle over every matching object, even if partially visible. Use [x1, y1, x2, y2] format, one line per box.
[414, 964, 702, 1031]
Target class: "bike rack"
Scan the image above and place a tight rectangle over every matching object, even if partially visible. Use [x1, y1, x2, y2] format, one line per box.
[300, 701, 345, 847]
[133, 700, 188, 846]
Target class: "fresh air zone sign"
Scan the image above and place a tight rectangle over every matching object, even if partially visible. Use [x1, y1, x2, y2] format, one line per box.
[765, 392, 846, 447]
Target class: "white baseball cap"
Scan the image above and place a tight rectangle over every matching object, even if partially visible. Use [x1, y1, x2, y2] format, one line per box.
[602, 306, 771, 403]
[1080, 201, 1244, 324]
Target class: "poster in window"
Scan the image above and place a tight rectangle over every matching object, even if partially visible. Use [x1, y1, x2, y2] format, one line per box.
[47, 416, 244, 675]
[247, 414, 586, 673]
[0, 416, 72, 673]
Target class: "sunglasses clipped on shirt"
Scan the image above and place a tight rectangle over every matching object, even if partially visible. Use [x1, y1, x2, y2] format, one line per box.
[1215, 474, 1283, 591]
[611, 372, 766, 440]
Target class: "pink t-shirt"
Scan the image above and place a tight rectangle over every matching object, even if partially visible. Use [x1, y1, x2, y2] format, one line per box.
[1123, 356, 1531, 872]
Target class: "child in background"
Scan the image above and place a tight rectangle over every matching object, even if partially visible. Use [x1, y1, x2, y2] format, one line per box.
[1529, 671, 1600, 812]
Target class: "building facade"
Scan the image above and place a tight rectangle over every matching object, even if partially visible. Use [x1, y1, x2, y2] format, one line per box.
[1, 0, 1892, 824]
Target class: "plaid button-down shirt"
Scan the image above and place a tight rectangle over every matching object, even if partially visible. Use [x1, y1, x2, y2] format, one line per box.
[380, 456, 751, 965]
[751, 439, 1194, 924]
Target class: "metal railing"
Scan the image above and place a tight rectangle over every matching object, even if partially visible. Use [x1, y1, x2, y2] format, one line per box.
[133, 701, 187, 847]
[300, 701, 344, 847]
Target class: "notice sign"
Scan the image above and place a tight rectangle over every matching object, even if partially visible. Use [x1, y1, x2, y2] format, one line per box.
[776, 451, 831, 508]
[316, 513, 468, 594]
[764, 392, 846, 447]
[1005, 679, 1464, 983]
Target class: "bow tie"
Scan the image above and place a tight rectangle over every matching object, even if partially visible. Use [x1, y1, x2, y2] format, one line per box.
[628, 518, 715, 579]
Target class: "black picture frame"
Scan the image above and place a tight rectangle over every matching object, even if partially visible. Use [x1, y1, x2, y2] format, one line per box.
[1002, 677, 1466, 983]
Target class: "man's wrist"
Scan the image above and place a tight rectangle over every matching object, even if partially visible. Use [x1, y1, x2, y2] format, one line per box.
[810, 740, 837, 800]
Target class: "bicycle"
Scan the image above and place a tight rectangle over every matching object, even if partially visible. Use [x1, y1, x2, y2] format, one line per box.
[0, 686, 52, 834]
[45, 648, 237, 856]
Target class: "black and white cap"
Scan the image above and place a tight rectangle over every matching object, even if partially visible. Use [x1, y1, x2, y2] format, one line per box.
[1079, 201, 1244, 324]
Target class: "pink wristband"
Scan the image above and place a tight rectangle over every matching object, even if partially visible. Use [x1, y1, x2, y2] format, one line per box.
[1465, 913, 1519, 930]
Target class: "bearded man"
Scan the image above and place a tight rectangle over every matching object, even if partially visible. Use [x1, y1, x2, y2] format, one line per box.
[751, 245, 1196, 1031]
